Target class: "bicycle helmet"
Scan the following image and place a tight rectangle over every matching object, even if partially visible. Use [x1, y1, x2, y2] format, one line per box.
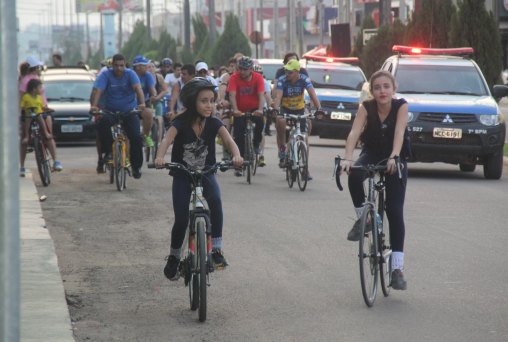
[180, 77, 217, 109]
[238, 56, 253, 70]
[161, 57, 173, 66]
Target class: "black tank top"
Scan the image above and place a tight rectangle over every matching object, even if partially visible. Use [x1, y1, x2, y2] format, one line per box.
[361, 98, 411, 159]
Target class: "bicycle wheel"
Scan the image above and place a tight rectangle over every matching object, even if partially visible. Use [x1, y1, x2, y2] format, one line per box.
[108, 155, 114, 184]
[359, 204, 378, 307]
[114, 141, 126, 191]
[296, 140, 308, 191]
[378, 198, 392, 297]
[196, 219, 207, 322]
[186, 232, 199, 311]
[151, 120, 159, 163]
[34, 137, 50, 186]
[285, 143, 294, 188]
[244, 132, 252, 184]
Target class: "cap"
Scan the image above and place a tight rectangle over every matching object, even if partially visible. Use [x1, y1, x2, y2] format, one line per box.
[26, 56, 43, 68]
[196, 62, 208, 72]
[284, 59, 300, 72]
[132, 55, 150, 66]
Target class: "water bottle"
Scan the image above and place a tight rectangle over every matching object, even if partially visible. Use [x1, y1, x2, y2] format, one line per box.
[375, 213, 383, 232]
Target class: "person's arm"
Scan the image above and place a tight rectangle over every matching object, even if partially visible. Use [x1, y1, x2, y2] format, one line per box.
[155, 125, 177, 167]
[167, 83, 181, 118]
[254, 92, 265, 116]
[307, 86, 321, 110]
[132, 83, 146, 110]
[154, 74, 168, 101]
[90, 88, 103, 111]
[341, 104, 367, 173]
[386, 102, 409, 174]
[273, 89, 282, 111]
[218, 125, 243, 168]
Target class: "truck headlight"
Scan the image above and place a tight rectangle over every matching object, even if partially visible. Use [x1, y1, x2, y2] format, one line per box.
[478, 114, 500, 126]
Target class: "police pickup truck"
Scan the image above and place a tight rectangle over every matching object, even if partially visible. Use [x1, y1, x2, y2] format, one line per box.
[380, 45, 508, 179]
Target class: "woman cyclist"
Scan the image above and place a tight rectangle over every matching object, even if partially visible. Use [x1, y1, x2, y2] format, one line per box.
[154, 78, 243, 280]
[340, 70, 410, 290]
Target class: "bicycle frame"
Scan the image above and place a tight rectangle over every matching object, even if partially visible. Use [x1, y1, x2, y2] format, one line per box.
[28, 111, 52, 186]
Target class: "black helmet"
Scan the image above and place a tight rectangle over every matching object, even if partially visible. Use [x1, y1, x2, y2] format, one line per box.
[180, 77, 216, 109]
[238, 56, 253, 69]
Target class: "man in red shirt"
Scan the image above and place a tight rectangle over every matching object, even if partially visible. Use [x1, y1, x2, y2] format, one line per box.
[227, 57, 265, 176]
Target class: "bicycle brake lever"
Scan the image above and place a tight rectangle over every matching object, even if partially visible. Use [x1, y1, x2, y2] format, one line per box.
[334, 156, 344, 191]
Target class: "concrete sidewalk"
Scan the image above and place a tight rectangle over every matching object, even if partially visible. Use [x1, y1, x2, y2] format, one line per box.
[20, 171, 74, 342]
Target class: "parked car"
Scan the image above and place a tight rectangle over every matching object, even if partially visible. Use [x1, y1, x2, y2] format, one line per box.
[380, 45, 508, 179]
[255, 58, 283, 83]
[302, 57, 367, 139]
[41, 67, 96, 141]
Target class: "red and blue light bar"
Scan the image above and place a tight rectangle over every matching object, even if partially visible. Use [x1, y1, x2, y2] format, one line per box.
[393, 45, 474, 57]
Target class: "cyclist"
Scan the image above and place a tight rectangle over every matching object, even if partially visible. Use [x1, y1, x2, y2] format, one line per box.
[272, 59, 321, 179]
[195, 61, 218, 89]
[159, 57, 173, 78]
[148, 61, 168, 143]
[253, 63, 272, 166]
[167, 63, 196, 121]
[132, 55, 156, 149]
[340, 70, 410, 291]
[154, 78, 243, 280]
[227, 56, 265, 176]
[273, 52, 309, 84]
[90, 53, 146, 179]
[19, 79, 61, 177]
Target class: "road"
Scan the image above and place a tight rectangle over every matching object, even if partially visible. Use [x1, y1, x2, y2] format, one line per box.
[32, 135, 508, 342]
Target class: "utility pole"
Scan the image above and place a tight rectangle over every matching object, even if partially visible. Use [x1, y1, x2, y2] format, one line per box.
[118, 0, 123, 50]
[379, 0, 391, 26]
[147, 0, 152, 40]
[209, 0, 216, 46]
[260, 0, 264, 58]
[86, 11, 91, 60]
[184, 0, 190, 49]
[273, 0, 278, 58]
[319, 0, 324, 45]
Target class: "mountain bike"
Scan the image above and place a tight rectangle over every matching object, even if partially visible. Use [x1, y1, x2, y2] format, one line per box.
[26, 108, 54, 186]
[95, 109, 140, 191]
[282, 112, 314, 191]
[148, 160, 235, 322]
[334, 156, 402, 307]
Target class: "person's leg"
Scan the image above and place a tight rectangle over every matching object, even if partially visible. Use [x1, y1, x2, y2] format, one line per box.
[141, 107, 153, 137]
[346, 153, 372, 241]
[233, 115, 246, 157]
[40, 115, 60, 169]
[96, 114, 115, 157]
[203, 174, 228, 267]
[123, 113, 143, 172]
[20, 118, 30, 174]
[252, 115, 264, 152]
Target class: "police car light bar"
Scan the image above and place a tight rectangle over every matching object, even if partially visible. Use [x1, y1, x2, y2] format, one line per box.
[392, 45, 474, 57]
[304, 55, 360, 65]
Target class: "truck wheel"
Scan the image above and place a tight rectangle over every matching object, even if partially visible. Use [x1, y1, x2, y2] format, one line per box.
[483, 151, 503, 180]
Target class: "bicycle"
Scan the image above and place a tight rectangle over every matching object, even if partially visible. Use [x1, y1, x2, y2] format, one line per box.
[144, 115, 159, 163]
[148, 160, 235, 322]
[242, 111, 259, 184]
[334, 156, 402, 307]
[95, 109, 140, 191]
[281, 111, 314, 191]
[26, 108, 54, 186]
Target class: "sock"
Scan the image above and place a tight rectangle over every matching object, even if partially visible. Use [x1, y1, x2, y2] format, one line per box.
[392, 251, 404, 271]
[169, 247, 182, 259]
[212, 237, 223, 250]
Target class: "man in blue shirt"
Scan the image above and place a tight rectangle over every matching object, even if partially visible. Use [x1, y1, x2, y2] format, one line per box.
[132, 55, 156, 148]
[91, 54, 146, 179]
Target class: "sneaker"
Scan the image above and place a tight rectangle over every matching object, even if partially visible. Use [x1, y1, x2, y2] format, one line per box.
[20, 167, 26, 177]
[144, 134, 154, 148]
[104, 153, 113, 165]
[391, 269, 407, 290]
[258, 155, 266, 167]
[53, 160, 63, 172]
[211, 249, 228, 270]
[278, 149, 287, 168]
[96, 159, 105, 174]
[347, 217, 372, 241]
[132, 167, 142, 179]
[234, 170, 243, 177]
[125, 158, 131, 168]
[164, 255, 180, 281]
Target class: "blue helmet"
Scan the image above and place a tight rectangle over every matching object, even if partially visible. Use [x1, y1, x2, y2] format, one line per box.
[161, 57, 173, 66]
[132, 55, 150, 66]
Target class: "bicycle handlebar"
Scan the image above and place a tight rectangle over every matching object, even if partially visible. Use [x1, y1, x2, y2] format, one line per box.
[90, 109, 141, 116]
[333, 155, 403, 191]
[147, 160, 250, 174]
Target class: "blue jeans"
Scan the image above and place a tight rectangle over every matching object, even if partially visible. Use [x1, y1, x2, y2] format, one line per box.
[348, 152, 408, 252]
[170, 171, 223, 250]
[97, 111, 143, 169]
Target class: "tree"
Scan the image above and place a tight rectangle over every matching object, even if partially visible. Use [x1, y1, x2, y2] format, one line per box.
[158, 30, 177, 61]
[405, 0, 455, 48]
[449, 0, 502, 87]
[209, 14, 251, 66]
[361, 20, 406, 79]
[121, 21, 158, 63]
[351, 15, 376, 58]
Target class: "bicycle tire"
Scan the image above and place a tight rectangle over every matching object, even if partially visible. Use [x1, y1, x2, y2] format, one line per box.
[286, 143, 294, 188]
[296, 140, 308, 191]
[108, 159, 114, 184]
[196, 219, 207, 322]
[114, 142, 125, 191]
[151, 120, 159, 163]
[378, 195, 392, 297]
[34, 137, 50, 186]
[186, 232, 199, 311]
[359, 204, 378, 307]
[244, 131, 252, 184]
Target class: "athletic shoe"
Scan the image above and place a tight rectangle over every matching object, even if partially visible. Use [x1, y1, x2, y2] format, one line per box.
[20, 167, 26, 177]
[164, 255, 180, 281]
[278, 150, 286, 168]
[132, 167, 142, 179]
[144, 134, 154, 148]
[211, 249, 228, 269]
[53, 160, 63, 171]
[347, 217, 372, 241]
[391, 269, 407, 290]
[96, 159, 105, 174]
[258, 155, 266, 167]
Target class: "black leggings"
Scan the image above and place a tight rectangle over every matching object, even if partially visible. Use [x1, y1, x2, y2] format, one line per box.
[348, 152, 408, 252]
[233, 114, 264, 157]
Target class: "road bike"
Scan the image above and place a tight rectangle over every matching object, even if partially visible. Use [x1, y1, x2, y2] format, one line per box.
[96, 109, 139, 191]
[282, 112, 314, 191]
[242, 111, 259, 184]
[26, 108, 54, 186]
[334, 156, 402, 307]
[148, 160, 235, 322]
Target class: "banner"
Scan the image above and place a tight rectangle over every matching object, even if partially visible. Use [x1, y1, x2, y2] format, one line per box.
[76, 0, 143, 13]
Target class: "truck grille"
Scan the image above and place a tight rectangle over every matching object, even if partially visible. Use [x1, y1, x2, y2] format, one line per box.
[320, 101, 358, 110]
[417, 113, 477, 124]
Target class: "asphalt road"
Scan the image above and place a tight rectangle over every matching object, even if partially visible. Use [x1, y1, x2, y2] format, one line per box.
[33, 135, 508, 342]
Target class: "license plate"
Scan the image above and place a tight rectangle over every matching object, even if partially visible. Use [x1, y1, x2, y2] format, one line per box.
[433, 127, 462, 139]
[61, 124, 83, 133]
[330, 111, 351, 120]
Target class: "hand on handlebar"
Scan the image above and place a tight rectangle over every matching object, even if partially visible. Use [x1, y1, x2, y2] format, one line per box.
[253, 109, 263, 117]
[232, 110, 243, 117]
[231, 155, 244, 168]
[340, 159, 353, 175]
[90, 105, 100, 114]
[154, 156, 166, 168]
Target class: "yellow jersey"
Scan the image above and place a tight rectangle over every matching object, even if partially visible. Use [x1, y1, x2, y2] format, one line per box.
[20, 93, 44, 117]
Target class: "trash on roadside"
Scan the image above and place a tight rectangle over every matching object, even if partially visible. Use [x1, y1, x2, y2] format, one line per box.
[39, 195, 47, 202]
